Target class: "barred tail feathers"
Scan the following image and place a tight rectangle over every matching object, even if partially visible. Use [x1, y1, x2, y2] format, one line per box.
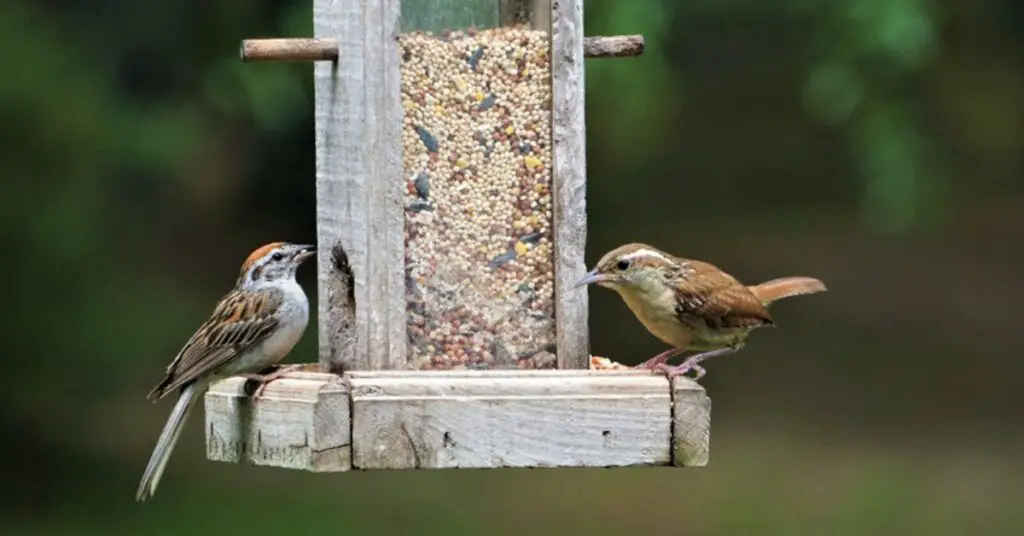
[748, 277, 826, 305]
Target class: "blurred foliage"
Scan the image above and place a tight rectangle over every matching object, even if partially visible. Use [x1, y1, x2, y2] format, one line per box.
[585, 0, 682, 148]
[2, 0, 1022, 534]
[585, 0, 956, 231]
[799, 0, 945, 231]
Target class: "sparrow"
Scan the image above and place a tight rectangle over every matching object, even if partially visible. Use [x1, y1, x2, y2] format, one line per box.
[575, 243, 825, 379]
[136, 241, 316, 502]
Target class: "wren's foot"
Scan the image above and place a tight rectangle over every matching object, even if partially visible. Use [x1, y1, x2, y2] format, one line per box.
[655, 361, 707, 380]
[634, 348, 685, 370]
[654, 344, 745, 381]
[237, 364, 303, 401]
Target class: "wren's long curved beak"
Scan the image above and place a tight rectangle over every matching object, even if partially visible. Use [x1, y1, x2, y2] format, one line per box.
[574, 269, 611, 288]
[295, 244, 317, 262]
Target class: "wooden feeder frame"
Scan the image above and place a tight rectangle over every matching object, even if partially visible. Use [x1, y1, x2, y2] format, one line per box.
[205, 0, 711, 472]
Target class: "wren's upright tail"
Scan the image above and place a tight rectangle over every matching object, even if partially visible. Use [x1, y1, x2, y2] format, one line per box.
[748, 277, 827, 306]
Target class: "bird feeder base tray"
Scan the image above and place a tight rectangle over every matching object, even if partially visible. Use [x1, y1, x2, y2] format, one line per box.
[204, 366, 710, 471]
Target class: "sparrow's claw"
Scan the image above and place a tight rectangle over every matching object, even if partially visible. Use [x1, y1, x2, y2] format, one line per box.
[634, 348, 684, 370]
[250, 381, 274, 401]
[238, 364, 303, 401]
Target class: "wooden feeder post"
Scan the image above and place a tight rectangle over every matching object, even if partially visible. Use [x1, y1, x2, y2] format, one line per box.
[205, 0, 710, 473]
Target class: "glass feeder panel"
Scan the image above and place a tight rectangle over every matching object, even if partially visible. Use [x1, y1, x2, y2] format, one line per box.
[400, 0, 556, 370]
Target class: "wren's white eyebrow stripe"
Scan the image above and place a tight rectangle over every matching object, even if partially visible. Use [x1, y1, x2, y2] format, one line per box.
[621, 248, 672, 264]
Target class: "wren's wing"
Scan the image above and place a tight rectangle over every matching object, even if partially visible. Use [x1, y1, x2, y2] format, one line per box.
[147, 287, 284, 401]
[673, 260, 774, 330]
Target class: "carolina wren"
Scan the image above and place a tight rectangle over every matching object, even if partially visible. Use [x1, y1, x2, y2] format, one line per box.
[575, 243, 826, 379]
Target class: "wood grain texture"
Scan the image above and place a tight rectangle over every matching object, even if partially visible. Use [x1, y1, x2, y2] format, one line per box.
[671, 376, 711, 467]
[205, 372, 350, 471]
[204, 368, 711, 471]
[348, 369, 670, 469]
[550, 0, 589, 369]
[314, 0, 406, 373]
[582, 35, 644, 58]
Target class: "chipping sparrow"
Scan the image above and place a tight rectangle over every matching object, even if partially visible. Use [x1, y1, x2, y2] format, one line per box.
[576, 243, 825, 379]
[136, 241, 316, 502]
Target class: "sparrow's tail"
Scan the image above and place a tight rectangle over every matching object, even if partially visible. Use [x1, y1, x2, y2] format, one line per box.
[749, 277, 827, 306]
[136, 382, 201, 502]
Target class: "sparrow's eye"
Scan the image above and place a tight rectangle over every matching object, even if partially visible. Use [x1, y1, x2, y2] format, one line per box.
[616, 259, 630, 271]
[271, 252, 284, 262]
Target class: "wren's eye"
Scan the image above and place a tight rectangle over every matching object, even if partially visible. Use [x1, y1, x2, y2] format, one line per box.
[616, 259, 630, 271]
[271, 252, 284, 262]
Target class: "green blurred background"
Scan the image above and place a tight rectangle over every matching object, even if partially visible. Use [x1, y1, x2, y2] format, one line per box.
[3, 0, 1022, 534]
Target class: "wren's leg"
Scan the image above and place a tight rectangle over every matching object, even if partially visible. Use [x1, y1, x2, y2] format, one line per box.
[237, 364, 304, 401]
[634, 348, 685, 370]
[656, 343, 745, 380]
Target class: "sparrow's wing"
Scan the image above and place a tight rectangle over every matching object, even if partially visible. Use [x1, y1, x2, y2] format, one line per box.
[147, 288, 283, 400]
[672, 260, 774, 330]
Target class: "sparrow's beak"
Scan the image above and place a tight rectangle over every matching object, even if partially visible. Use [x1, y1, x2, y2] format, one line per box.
[295, 244, 317, 261]
[574, 269, 609, 288]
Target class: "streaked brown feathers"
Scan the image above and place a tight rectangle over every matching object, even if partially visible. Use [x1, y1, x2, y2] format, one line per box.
[147, 288, 283, 400]
[671, 259, 775, 330]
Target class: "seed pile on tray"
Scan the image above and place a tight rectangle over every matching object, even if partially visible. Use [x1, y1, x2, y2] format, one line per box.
[400, 26, 557, 370]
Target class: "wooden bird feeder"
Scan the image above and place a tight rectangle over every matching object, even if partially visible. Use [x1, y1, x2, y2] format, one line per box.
[204, 0, 710, 472]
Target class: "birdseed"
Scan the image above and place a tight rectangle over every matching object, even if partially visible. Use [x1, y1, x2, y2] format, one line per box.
[400, 26, 556, 370]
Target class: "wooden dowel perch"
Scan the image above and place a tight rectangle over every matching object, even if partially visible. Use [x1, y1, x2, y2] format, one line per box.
[239, 34, 644, 62]
[240, 38, 339, 62]
[583, 35, 645, 58]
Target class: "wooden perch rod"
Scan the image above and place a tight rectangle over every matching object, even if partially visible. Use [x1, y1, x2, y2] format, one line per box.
[240, 35, 644, 62]
[582, 34, 645, 58]
[240, 38, 338, 62]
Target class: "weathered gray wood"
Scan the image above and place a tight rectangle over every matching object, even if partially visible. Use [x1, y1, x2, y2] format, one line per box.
[550, 0, 589, 369]
[205, 368, 712, 470]
[582, 35, 644, 58]
[315, 0, 406, 373]
[671, 376, 711, 467]
[348, 369, 670, 469]
[205, 372, 350, 471]
[530, 0, 551, 32]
